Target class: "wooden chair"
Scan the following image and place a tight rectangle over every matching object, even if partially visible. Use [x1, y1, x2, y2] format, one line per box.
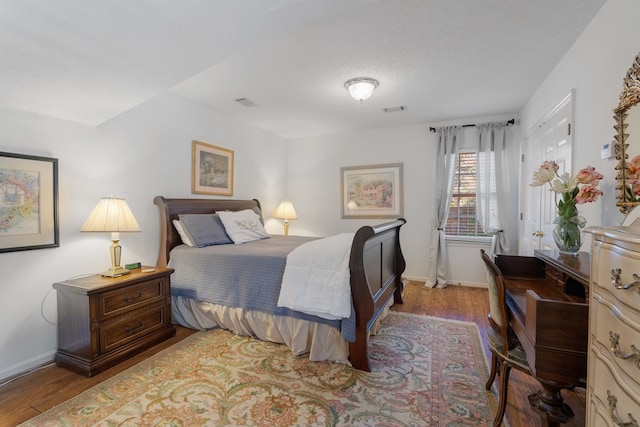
[480, 249, 532, 427]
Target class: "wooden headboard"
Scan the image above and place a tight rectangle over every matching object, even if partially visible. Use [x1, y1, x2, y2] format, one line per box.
[153, 196, 262, 267]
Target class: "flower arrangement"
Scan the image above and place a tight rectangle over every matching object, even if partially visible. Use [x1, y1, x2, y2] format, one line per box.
[530, 161, 603, 253]
[624, 154, 640, 200]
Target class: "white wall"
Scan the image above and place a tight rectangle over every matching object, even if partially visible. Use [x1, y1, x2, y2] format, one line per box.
[520, 0, 640, 235]
[0, 93, 288, 381]
[286, 125, 435, 282]
[286, 117, 522, 285]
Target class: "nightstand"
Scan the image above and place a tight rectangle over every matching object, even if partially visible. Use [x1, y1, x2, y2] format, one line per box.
[53, 267, 175, 376]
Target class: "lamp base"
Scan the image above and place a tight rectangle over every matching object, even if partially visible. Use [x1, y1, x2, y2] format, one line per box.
[100, 266, 131, 278]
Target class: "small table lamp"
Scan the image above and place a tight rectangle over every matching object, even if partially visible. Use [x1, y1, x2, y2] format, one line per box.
[81, 197, 141, 277]
[273, 200, 298, 236]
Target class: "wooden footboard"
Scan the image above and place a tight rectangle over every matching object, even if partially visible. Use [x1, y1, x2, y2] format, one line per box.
[348, 219, 407, 371]
[153, 196, 406, 372]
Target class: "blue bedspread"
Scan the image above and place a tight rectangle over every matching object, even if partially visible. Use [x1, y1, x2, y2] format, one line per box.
[168, 235, 356, 341]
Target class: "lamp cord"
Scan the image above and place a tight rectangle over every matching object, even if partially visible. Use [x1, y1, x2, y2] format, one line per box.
[41, 273, 95, 326]
[40, 287, 57, 326]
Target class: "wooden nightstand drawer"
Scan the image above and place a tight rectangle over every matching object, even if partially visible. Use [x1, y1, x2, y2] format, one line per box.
[99, 278, 166, 318]
[54, 267, 175, 376]
[100, 305, 169, 353]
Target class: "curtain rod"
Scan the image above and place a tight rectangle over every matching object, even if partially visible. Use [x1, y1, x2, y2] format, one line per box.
[429, 118, 515, 133]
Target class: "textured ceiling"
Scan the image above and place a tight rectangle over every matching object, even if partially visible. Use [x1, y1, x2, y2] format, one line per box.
[0, 0, 606, 139]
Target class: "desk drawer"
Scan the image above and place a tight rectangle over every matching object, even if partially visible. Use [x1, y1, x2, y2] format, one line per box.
[98, 278, 166, 319]
[544, 265, 565, 291]
[100, 305, 169, 353]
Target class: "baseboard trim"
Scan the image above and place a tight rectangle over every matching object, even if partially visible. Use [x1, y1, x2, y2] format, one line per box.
[0, 351, 56, 385]
[452, 281, 488, 289]
[402, 275, 426, 283]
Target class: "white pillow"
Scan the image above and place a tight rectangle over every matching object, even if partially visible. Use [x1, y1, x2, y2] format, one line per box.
[172, 220, 194, 247]
[217, 209, 270, 244]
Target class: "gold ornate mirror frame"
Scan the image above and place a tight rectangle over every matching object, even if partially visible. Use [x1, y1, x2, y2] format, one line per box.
[615, 52, 640, 214]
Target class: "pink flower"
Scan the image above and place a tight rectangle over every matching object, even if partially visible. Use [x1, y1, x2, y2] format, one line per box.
[627, 154, 640, 174]
[530, 161, 604, 210]
[575, 185, 603, 204]
[627, 178, 640, 196]
[576, 166, 603, 185]
[530, 161, 559, 186]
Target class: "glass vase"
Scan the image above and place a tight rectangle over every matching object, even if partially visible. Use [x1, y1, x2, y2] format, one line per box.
[552, 216, 585, 255]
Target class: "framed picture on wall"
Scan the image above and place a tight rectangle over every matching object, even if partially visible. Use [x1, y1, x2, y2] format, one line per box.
[341, 163, 404, 219]
[192, 140, 234, 196]
[0, 151, 59, 253]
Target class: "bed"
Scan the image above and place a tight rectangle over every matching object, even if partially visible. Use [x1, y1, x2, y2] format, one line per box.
[154, 196, 406, 371]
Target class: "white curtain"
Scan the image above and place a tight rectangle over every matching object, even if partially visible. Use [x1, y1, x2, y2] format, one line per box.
[476, 121, 514, 255]
[426, 126, 461, 288]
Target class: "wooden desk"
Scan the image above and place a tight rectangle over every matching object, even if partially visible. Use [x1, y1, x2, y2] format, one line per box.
[496, 250, 589, 426]
[535, 250, 590, 300]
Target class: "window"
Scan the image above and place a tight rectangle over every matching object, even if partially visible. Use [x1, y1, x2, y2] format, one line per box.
[445, 151, 487, 237]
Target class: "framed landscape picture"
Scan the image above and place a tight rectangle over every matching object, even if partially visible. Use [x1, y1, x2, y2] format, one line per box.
[0, 151, 59, 253]
[192, 141, 234, 196]
[341, 163, 404, 219]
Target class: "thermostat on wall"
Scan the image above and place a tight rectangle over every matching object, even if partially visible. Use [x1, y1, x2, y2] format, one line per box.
[601, 142, 614, 159]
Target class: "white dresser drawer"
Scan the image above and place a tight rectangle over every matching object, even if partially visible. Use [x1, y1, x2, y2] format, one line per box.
[589, 348, 640, 427]
[591, 294, 640, 389]
[592, 241, 640, 311]
[587, 227, 640, 426]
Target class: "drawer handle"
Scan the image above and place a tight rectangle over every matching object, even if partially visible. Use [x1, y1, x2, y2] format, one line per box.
[610, 269, 640, 294]
[125, 321, 145, 334]
[123, 291, 143, 303]
[607, 390, 638, 427]
[609, 331, 640, 369]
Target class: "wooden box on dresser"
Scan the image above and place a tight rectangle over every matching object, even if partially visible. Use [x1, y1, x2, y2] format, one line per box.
[587, 226, 640, 426]
[53, 267, 176, 377]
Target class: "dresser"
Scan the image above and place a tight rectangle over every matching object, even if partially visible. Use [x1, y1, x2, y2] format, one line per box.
[587, 227, 640, 426]
[53, 267, 175, 376]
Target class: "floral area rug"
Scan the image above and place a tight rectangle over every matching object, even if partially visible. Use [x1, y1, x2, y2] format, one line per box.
[21, 312, 499, 426]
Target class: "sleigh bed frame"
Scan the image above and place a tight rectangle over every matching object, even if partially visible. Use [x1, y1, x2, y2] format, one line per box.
[154, 196, 406, 371]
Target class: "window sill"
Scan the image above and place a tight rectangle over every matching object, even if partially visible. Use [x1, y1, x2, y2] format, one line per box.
[445, 235, 493, 245]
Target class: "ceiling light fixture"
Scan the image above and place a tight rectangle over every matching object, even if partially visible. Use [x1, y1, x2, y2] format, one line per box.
[345, 77, 379, 102]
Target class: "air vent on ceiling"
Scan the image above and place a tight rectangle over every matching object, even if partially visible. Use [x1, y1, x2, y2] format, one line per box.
[234, 98, 257, 107]
[383, 105, 407, 113]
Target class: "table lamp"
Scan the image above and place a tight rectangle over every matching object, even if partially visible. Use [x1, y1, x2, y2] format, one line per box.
[81, 197, 141, 277]
[273, 200, 297, 236]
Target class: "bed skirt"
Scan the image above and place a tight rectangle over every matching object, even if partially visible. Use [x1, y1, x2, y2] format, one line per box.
[172, 296, 391, 366]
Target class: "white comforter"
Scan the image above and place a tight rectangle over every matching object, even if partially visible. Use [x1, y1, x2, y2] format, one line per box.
[277, 233, 354, 320]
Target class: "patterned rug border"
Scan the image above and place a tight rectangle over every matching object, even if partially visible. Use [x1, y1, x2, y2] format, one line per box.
[389, 312, 490, 365]
[387, 312, 508, 427]
[22, 312, 508, 426]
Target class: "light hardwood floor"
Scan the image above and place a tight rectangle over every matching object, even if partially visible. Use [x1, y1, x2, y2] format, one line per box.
[0, 282, 585, 426]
